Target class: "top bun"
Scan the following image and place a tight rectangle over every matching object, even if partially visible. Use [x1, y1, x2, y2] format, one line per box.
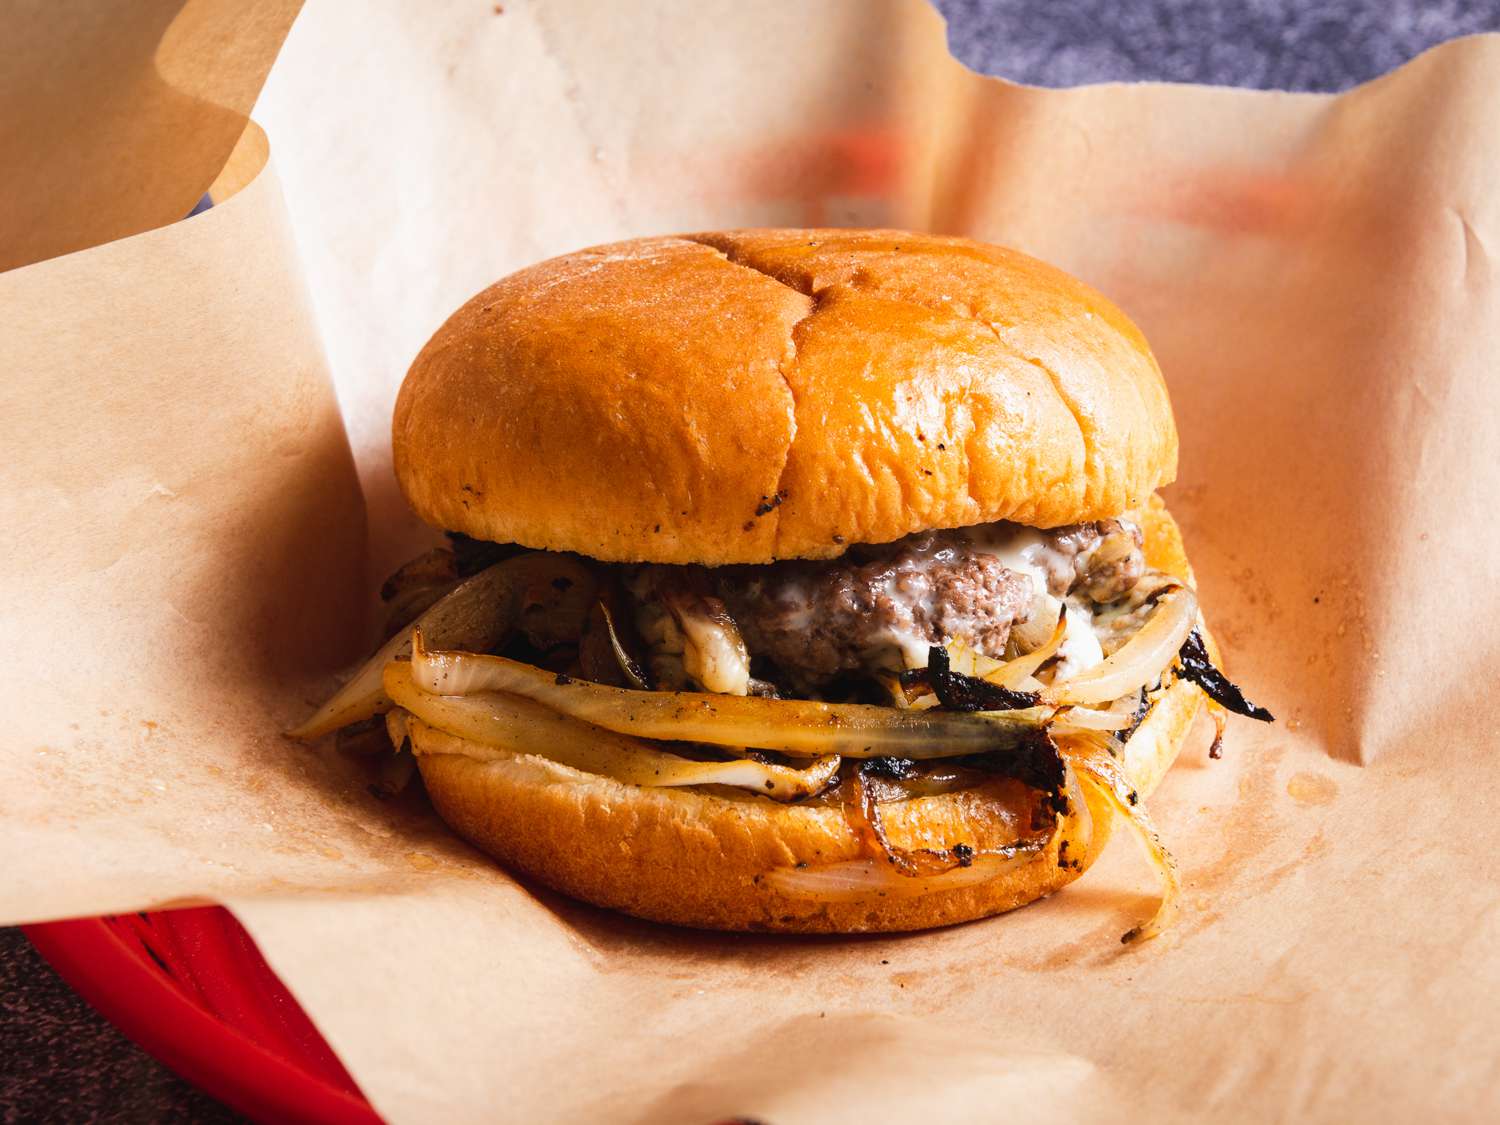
[393, 229, 1177, 564]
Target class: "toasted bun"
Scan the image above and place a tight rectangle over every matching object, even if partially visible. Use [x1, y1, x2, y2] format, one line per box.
[410, 498, 1203, 933]
[394, 229, 1177, 564]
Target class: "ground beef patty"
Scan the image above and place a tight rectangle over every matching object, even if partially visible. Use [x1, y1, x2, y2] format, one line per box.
[713, 534, 1034, 680]
[1035, 519, 1145, 603]
[711, 520, 1145, 682]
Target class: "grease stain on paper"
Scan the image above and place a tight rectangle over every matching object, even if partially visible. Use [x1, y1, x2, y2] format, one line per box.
[1286, 772, 1338, 806]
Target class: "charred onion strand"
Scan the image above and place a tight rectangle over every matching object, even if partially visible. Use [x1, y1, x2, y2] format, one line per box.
[920, 647, 1040, 712]
[289, 553, 596, 740]
[1044, 587, 1199, 707]
[1056, 731, 1180, 943]
[387, 664, 841, 800]
[1176, 630, 1274, 721]
[408, 635, 1057, 759]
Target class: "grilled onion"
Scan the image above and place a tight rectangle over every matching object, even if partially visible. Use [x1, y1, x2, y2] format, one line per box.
[841, 763, 1043, 877]
[388, 665, 841, 800]
[368, 709, 417, 797]
[289, 553, 596, 740]
[985, 608, 1069, 688]
[1049, 699, 1139, 733]
[1044, 587, 1198, 707]
[1007, 591, 1062, 654]
[409, 634, 1055, 759]
[762, 851, 1041, 901]
[598, 602, 651, 690]
[1056, 731, 1180, 943]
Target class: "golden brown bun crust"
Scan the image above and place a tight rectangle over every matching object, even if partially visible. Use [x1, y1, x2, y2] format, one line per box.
[394, 229, 1178, 564]
[410, 499, 1203, 933]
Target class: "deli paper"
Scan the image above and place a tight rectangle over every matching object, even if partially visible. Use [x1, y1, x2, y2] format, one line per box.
[3, 2, 1498, 1121]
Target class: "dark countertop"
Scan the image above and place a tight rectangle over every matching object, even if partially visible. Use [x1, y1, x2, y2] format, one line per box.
[0, 928, 241, 1123]
[5, 1, 1497, 1121]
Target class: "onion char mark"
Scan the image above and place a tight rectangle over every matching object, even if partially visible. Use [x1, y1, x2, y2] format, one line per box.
[953, 731, 1071, 822]
[861, 756, 918, 780]
[1176, 631, 1274, 721]
[1120, 687, 1152, 742]
[919, 646, 1041, 712]
[840, 761, 1051, 878]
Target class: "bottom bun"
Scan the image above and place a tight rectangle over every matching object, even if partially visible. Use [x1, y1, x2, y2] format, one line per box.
[411, 497, 1204, 933]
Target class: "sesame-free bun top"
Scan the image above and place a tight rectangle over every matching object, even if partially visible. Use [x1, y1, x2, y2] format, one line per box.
[393, 229, 1178, 564]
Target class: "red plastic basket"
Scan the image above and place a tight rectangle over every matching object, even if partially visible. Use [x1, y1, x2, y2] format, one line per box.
[24, 907, 381, 1124]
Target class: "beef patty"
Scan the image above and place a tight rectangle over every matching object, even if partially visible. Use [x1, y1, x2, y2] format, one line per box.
[677, 519, 1147, 682]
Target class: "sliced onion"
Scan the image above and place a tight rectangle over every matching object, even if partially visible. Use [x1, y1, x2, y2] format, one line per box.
[1008, 592, 1062, 655]
[598, 603, 650, 690]
[1056, 731, 1180, 943]
[288, 553, 595, 740]
[409, 634, 1055, 758]
[384, 708, 410, 752]
[389, 665, 841, 801]
[840, 763, 1013, 877]
[762, 849, 1043, 901]
[1207, 702, 1228, 760]
[984, 608, 1069, 688]
[942, 608, 1067, 689]
[1050, 700, 1138, 732]
[942, 641, 1003, 679]
[1043, 587, 1198, 707]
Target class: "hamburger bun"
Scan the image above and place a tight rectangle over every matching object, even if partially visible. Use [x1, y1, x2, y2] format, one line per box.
[393, 229, 1178, 564]
[409, 497, 1204, 933]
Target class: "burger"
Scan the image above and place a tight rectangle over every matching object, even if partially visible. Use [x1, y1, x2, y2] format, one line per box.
[293, 229, 1270, 941]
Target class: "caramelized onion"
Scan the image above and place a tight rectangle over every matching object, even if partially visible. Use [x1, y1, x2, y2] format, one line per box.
[1176, 630, 1274, 721]
[408, 634, 1056, 759]
[985, 609, 1069, 688]
[762, 852, 1040, 901]
[1044, 588, 1198, 708]
[1056, 731, 1180, 943]
[924, 647, 1039, 712]
[600, 603, 651, 690]
[859, 762, 987, 801]
[841, 764, 980, 877]
[383, 707, 410, 752]
[1049, 700, 1139, 733]
[939, 641, 1003, 679]
[1007, 592, 1062, 654]
[342, 709, 416, 797]
[1208, 702, 1228, 759]
[838, 756, 1074, 879]
[388, 665, 841, 800]
[289, 554, 596, 740]
[784, 764, 1091, 898]
[379, 547, 459, 635]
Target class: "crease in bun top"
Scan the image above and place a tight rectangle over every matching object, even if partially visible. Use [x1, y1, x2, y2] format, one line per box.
[294, 229, 1271, 941]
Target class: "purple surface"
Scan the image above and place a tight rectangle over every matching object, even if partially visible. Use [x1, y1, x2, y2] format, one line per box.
[938, 0, 1500, 90]
[5, 1, 1498, 1120]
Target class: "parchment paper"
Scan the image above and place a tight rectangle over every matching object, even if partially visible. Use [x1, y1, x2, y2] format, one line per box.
[3, 2, 1498, 1121]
